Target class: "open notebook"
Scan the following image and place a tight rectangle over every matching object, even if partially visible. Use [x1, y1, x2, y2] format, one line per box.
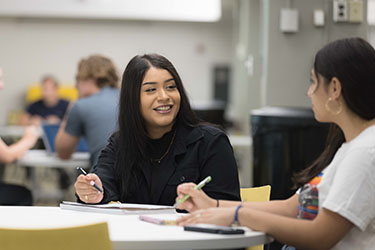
[60, 201, 176, 215]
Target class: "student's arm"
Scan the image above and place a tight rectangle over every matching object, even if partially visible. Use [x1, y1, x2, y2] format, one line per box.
[18, 112, 42, 126]
[75, 133, 119, 204]
[179, 205, 352, 250]
[218, 194, 298, 218]
[0, 126, 38, 164]
[55, 119, 79, 159]
[177, 184, 351, 249]
[17, 112, 31, 125]
[176, 182, 298, 218]
[238, 207, 353, 250]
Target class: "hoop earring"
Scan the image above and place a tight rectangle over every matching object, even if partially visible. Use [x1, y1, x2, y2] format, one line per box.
[325, 97, 342, 115]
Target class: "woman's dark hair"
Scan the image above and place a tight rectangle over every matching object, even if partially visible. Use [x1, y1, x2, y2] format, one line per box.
[293, 37, 375, 187]
[116, 54, 200, 200]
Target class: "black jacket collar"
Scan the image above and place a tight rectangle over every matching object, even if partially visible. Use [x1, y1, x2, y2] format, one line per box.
[142, 123, 204, 204]
[173, 123, 203, 157]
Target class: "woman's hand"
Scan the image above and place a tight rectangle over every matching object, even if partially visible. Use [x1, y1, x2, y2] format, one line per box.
[175, 182, 216, 212]
[74, 173, 104, 203]
[29, 116, 42, 126]
[45, 115, 61, 124]
[23, 125, 39, 147]
[177, 207, 237, 226]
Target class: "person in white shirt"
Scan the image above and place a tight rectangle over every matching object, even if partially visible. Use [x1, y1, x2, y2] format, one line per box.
[0, 67, 38, 163]
[0, 66, 39, 205]
[175, 37, 375, 250]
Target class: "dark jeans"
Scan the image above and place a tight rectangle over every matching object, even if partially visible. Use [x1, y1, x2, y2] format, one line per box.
[0, 182, 33, 205]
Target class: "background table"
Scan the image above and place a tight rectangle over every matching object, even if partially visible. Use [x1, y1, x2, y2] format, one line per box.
[0, 125, 42, 137]
[16, 150, 90, 201]
[17, 149, 90, 168]
[0, 206, 272, 250]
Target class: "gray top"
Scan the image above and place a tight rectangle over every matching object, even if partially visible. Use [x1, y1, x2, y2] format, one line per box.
[65, 87, 120, 166]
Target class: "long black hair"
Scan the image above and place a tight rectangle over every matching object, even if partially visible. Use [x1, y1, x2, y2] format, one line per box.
[115, 54, 200, 200]
[294, 37, 375, 187]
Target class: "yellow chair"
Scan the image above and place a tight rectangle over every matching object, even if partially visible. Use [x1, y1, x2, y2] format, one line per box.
[26, 83, 78, 104]
[240, 185, 271, 250]
[0, 222, 112, 250]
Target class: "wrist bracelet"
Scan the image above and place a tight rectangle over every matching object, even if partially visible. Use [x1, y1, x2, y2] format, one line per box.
[216, 199, 220, 207]
[232, 203, 243, 226]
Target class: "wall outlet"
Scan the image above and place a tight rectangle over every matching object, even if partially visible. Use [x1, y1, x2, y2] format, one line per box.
[333, 0, 348, 22]
[280, 8, 299, 33]
[348, 0, 364, 23]
[313, 9, 325, 27]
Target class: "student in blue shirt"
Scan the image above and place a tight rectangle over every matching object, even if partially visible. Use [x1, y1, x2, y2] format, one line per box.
[55, 55, 120, 166]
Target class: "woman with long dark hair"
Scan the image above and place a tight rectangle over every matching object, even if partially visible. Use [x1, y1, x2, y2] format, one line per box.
[74, 54, 240, 205]
[176, 38, 375, 249]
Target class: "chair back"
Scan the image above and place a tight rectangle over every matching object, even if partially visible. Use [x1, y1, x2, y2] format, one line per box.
[240, 185, 271, 202]
[240, 185, 271, 250]
[26, 83, 78, 104]
[0, 222, 112, 250]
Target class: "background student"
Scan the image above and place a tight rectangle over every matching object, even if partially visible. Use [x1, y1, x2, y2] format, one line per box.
[176, 37, 375, 250]
[74, 54, 241, 205]
[19, 75, 69, 126]
[19, 75, 71, 189]
[55, 55, 120, 166]
[0, 66, 39, 205]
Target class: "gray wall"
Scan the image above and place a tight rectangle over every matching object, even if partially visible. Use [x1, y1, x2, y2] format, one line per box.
[230, 0, 369, 133]
[265, 0, 368, 108]
[0, 0, 371, 129]
[0, 16, 233, 125]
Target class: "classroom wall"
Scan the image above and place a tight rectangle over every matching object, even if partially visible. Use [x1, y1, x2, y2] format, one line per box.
[0, 0, 371, 129]
[369, 25, 375, 46]
[265, 0, 368, 108]
[0, 14, 233, 125]
[230, 0, 369, 133]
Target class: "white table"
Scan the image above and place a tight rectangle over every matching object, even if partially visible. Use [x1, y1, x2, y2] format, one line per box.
[0, 206, 272, 250]
[17, 149, 90, 168]
[0, 125, 42, 137]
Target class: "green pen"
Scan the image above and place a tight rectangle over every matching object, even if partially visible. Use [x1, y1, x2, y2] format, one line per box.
[174, 176, 212, 208]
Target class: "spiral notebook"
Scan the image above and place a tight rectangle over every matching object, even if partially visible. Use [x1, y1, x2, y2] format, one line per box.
[60, 201, 176, 215]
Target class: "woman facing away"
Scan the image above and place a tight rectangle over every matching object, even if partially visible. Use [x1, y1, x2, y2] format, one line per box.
[74, 54, 241, 205]
[176, 37, 375, 250]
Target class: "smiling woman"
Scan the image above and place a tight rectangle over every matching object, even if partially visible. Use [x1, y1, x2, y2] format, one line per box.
[74, 54, 241, 206]
[140, 67, 181, 139]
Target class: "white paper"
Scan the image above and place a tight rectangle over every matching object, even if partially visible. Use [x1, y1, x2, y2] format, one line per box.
[60, 201, 177, 215]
